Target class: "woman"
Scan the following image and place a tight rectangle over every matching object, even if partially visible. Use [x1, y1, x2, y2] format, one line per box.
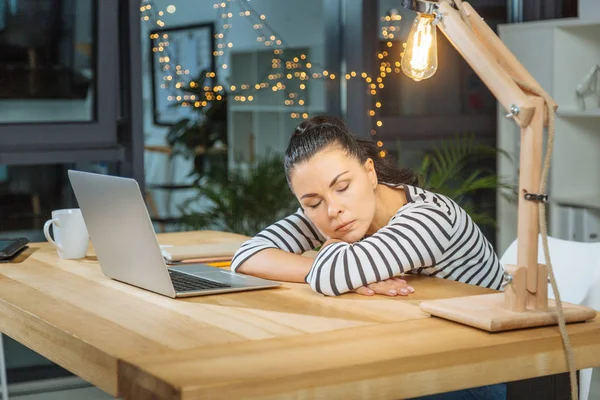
[230, 115, 504, 297]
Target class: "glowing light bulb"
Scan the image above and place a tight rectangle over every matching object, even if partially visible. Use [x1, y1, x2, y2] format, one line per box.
[401, 13, 438, 82]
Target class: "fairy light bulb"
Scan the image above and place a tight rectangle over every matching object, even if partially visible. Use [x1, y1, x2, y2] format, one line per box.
[401, 12, 438, 82]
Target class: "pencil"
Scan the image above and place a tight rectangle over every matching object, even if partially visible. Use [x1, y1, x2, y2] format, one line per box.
[206, 261, 232, 268]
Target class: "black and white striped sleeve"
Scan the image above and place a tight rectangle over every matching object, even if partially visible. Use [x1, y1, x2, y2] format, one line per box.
[305, 203, 456, 296]
[230, 208, 326, 272]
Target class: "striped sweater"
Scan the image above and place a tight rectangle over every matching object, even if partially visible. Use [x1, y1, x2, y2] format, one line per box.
[231, 184, 504, 296]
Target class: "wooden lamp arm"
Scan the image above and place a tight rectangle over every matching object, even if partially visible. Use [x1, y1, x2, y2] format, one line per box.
[461, 2, 558, 125]
[436, 0, 546, 304]
[436, 1, 535, 127]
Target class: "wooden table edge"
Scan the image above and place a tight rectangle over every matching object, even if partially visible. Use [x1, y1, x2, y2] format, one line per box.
[116, 317, 600, 400]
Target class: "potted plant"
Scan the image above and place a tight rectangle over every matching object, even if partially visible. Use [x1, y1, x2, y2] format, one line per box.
[177, 153, 298, 236]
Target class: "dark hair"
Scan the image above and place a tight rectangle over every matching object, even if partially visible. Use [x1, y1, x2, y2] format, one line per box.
[284, 115, 419, 187]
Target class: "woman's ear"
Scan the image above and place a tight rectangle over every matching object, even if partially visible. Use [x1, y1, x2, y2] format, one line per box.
[364, 158, 378, 189]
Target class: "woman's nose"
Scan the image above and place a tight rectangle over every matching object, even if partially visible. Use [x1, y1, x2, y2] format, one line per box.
[327, 199, 343, 218]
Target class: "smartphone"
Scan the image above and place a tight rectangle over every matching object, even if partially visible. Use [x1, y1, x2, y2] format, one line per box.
[0, 238, 29, 259]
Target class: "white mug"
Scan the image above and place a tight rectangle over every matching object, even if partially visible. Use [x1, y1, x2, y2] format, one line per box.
[43, 209, 89, 259]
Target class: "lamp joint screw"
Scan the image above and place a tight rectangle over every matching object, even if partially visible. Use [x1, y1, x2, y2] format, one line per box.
[505, 104, 520, 118]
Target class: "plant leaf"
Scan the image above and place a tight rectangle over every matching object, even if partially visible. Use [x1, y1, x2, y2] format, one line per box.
[409, 133, 516, 227]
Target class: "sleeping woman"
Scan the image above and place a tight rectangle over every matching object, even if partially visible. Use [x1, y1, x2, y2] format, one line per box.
[230, 115, 504, 297]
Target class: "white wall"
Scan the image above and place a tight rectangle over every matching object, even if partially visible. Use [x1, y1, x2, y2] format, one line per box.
[580, 0, 598, 20]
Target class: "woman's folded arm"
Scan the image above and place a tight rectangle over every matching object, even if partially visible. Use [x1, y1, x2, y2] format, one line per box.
[306, 204, 455, 296]
[230, 208, 326, 281]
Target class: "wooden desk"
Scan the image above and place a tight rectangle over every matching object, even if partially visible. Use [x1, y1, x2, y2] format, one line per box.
[0, 231, 599, 399]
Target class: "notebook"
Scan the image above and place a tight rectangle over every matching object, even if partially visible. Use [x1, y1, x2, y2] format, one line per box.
[160, 243, 241, 264]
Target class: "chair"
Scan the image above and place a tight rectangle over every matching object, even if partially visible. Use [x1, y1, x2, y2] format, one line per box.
[500, 235, 600, 400]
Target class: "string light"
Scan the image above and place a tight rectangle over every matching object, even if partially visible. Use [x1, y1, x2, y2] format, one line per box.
[141, 0, 405, 156]
[381, 9, 402, 40]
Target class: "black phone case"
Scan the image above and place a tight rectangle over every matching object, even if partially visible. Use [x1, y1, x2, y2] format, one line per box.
[0, 238, 30, 260]
[0, 246, 28, 263]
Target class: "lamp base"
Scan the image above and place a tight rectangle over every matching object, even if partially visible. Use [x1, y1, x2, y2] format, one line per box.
[420, 293, 597, 332]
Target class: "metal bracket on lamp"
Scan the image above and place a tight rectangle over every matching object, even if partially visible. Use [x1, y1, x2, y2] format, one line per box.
[415, 0, 440, 14]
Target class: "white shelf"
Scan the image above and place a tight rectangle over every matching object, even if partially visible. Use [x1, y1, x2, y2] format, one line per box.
[556, 21, 600, 30]
[553, 194, 600, 210]
[557, 108, 600, 118]
[227, 46, 326, 166]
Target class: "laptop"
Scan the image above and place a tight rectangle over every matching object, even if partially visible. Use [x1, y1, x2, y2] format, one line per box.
[68, 170, 281, 298]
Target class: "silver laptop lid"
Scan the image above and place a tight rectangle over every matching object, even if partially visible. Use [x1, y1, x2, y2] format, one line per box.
[68, 170, 176, 297]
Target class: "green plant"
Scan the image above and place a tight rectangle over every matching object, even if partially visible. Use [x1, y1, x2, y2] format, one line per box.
[166, 70, 228, 180]
[177, 154, 298, 236]
[414, 134, 513, 227]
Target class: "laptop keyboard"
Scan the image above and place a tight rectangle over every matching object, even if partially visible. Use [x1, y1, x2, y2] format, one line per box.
[168, 269, 232, 292]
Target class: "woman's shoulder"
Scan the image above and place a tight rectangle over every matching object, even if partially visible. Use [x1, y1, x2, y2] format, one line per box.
[392, 184, 460, 221]
[382, 182, 433, 203]
[400, 184, 452, 204]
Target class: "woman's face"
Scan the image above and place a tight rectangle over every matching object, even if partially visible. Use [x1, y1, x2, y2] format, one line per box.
[289, 146, 378, 242]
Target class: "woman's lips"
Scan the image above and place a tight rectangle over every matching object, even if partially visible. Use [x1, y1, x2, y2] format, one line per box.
[336, 220, 355, 232]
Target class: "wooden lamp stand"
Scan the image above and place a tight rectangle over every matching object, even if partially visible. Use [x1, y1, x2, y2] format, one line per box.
[417, 1, 597, 332]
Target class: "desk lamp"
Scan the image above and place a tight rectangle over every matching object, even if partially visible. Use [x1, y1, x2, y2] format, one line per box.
[396, 1, 597, 397]
[401, 0, 596, 398]
[399, 0, 596, 331]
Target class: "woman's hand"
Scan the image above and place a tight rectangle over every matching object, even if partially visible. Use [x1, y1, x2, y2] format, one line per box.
[354, 277, 415, 297]
[319, 240, 414, 297]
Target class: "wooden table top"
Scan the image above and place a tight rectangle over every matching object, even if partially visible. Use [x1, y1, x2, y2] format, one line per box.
[1, 231, 599, 400]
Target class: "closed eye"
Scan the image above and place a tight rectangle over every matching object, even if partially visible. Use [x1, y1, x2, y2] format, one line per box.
[308, 200, 322, 209]
[337, 184, 349, 192]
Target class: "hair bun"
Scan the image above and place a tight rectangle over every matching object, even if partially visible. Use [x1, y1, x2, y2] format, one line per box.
[292, 120, 315, 136]
[292, 116, 344, 137]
